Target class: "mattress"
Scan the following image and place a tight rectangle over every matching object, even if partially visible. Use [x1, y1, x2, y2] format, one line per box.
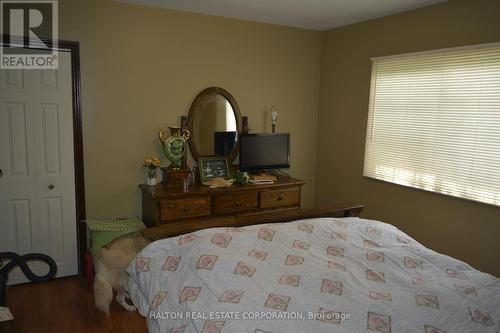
[127, 217, 500, 333]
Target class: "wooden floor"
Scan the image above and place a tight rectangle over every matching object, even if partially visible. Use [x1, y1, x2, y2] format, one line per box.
[0, 277, 147, 333]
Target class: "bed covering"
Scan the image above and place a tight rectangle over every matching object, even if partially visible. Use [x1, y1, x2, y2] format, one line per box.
[128, 217, 500, 333]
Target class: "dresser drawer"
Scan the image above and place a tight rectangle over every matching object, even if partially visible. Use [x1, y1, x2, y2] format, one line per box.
[214, 192, 259, 215]
[260, 187, 300, 209]
[160, 197, 211, 222]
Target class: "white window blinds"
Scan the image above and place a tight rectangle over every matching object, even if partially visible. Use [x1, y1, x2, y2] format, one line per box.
[364, 43, 500, 206]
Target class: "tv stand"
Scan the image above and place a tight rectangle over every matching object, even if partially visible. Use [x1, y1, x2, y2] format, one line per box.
[140, 176, 305, 227]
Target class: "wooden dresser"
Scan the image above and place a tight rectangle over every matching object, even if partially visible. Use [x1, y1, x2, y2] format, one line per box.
[140, 176, 305, 227]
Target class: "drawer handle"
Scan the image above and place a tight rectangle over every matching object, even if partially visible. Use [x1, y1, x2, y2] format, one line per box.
[278, 196, 283, 200]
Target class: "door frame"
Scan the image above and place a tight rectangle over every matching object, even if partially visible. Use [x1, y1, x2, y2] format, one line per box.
[1, 35, 87, 275]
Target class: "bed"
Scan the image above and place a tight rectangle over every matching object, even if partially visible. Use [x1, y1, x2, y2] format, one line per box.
[128, 205, 500, 333]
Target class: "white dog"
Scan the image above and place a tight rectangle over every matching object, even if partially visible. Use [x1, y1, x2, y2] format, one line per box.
[93, 232, 150, 315]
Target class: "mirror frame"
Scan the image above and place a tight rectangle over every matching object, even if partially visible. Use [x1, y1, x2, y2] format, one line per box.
[187, 87, 242, 164]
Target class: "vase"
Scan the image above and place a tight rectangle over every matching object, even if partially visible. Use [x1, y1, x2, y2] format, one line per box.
[146, 169, 157, 186]
[158, 126, 190, 169]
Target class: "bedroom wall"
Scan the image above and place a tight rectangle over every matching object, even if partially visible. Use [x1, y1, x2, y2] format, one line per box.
[58, 0, 322, 216]
[315, 0, 500, 277]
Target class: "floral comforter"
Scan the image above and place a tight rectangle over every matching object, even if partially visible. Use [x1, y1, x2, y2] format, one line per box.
[127, 217, 500, 333]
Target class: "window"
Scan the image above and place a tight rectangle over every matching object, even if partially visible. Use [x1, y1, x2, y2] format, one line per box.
[364, 43, 500, 206]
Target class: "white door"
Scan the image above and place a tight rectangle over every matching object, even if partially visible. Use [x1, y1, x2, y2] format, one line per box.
[0, 51, 78, 284]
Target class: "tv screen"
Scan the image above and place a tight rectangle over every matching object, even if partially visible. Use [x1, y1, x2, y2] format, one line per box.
[239, 133, 290, 171]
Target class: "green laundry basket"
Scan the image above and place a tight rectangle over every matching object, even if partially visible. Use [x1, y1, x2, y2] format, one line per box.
[84, 216, 146, 257]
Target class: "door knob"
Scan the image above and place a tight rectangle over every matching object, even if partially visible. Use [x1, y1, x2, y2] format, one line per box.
[48, 184, 55, 190]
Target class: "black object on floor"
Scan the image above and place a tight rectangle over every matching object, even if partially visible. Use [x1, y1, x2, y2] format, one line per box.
[0, 252, 57, 306]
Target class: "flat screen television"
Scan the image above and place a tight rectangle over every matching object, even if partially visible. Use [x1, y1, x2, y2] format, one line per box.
[239, 133, 290, 171]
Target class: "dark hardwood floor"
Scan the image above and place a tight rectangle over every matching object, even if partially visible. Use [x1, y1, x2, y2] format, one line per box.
[0, 277, 147, 333]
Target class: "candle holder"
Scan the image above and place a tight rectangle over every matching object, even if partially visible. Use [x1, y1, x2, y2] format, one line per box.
[271, 106, 278, 133]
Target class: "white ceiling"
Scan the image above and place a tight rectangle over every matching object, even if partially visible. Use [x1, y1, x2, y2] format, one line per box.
[115, 0, 446, 31]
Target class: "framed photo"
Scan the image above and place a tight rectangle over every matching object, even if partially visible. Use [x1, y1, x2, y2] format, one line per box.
[198, 156, 230, 183]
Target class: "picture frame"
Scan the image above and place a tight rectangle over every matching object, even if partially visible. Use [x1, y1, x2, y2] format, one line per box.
[198, 156, 231, 183]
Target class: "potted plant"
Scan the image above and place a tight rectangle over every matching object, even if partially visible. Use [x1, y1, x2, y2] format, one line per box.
[143, 156, 161, 185]
[231, 170, 250, 185]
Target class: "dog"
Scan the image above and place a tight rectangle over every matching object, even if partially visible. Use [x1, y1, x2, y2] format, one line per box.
[93, 231, 150, 315]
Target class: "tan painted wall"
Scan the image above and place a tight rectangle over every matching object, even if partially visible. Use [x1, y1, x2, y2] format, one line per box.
[58, 0, 322, 216]
[315, 0, 500, 277]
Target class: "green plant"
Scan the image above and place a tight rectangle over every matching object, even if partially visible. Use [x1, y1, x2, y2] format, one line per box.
[231, 170, 250, 185]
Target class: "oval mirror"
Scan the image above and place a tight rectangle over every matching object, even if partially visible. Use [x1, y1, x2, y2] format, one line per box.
[187, 87, 241, 163]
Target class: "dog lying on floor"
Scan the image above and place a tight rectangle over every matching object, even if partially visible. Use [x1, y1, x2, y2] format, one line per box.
[93, 231, 150, 315]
